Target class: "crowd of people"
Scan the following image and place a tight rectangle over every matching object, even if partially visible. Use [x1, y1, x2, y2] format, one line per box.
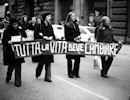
[0, 11, 123, 87]
[1, 13, 52, 87]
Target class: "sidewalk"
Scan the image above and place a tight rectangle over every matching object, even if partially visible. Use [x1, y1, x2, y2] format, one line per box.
[0, 44, 130, 100]
[118, 44, 130, 56]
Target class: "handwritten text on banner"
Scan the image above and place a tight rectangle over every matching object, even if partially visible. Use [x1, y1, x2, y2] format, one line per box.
[11, 39, 119, 58]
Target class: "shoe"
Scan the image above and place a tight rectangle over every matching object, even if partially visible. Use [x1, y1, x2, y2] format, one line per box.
[101, 70, 108, 78]
[35, 73, 39, 78]
[75, 75, 80, 78]
[68, 74, 73, 78]
[15, 83, 21, 87]
[15, 81, 21, 87]
[73, 75, 80, 78]
[44, 79, 52, 82]
[101, 74, 108, 78]
[68, 73, 74, 78]
[5, 78, 10, 83]
[35, 74, 39, 78]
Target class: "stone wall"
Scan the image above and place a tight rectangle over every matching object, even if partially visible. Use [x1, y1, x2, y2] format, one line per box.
[34, 0, 55, 23]
[8, 0, 55, 22]
[110, 0, 128, 42]
[9, 0, 24, 19]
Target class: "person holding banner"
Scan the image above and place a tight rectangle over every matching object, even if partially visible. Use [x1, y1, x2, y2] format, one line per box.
[27, 16, 37, 31]
[2, 18, 27, 87]
[34, 13, 55, 82]
[26, 16, 38, 62]
[64, 12, 82, 78]
[96, 16, 123, 78]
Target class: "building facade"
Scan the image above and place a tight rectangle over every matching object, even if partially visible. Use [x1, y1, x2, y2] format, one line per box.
[3, 0, 130, 43]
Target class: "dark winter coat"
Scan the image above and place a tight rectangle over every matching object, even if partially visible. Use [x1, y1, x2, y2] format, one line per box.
[96, 26, 118, 43]
[93, 16, 102, 27]
[64, 21, 83, 59]
[2, 25, 27, 65]
[20, 21, 29, 30]
[27, 22, 37, 31]
[65, 21, 80, 42]
[34, 22, 55, 63]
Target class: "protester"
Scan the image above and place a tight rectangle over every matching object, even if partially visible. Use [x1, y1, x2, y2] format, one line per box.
[88, 13, 95, 27]
[96, 16, 123, 78]
[64, 12, 82, 78]
[20, 15, 29, 30]
[2, 18, 27, 87]
[0, 12, 10, 29]
[93, 10, 102, 27]
[27, 16, 37, 30]
[26, 16, 38, 62]
[36, 18, 42, 24]
[34, 13, 55, 82]
[0, 13, 11, 65]
[93, 9, 102, 39]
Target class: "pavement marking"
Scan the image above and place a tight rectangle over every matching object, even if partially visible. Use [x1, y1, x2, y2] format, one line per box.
[55, 76, 109, 100]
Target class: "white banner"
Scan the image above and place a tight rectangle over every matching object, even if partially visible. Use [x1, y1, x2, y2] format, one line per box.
[11, 40, 120, 58]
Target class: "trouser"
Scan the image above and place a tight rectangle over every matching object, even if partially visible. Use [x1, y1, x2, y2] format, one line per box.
[36, 61, 51, 80]
[3, 45, 7, 65]
[6, 63, 21, 85]
[101, 56, 113, 75]
[67, 58, 80, 76]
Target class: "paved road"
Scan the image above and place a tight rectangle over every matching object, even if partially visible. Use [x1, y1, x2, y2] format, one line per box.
[0, 45, 130, 100]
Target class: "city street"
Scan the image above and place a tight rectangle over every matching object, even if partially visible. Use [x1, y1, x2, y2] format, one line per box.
[0, 44, 130, 100]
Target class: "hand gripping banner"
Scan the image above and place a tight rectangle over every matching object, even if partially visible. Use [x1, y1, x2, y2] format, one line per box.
[11, 39, 120, 58]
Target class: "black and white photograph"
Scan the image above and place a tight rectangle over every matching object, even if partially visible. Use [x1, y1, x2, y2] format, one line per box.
[0, 0, 130, 100]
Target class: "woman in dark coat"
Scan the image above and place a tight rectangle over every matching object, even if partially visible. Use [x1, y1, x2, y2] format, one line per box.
[34, 13, 55, 82]
[96, 16, 122, 78]
[64, 12, 82, 78]
[27, 16, 37, 31]
[20, 15, 29, 30]
[2, 18, 27, 87]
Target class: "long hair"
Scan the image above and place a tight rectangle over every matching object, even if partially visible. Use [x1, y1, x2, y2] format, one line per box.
[65, 12, 75, 25]
[101, 16, 112, 29]
[21, 15, 28, 22]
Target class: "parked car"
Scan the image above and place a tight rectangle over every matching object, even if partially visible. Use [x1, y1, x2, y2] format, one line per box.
[52, 24, 95, 42]
[52, 24, 64, 40]
[83, 26, 96, 33]
[79, 26, 95, 42]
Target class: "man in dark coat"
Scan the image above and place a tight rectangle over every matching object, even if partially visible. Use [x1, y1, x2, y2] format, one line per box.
[34, 13, 55, 82]
[64, 12, 82, 78]
[2, 18, 27, 87]
[96, 16, 122, 78]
